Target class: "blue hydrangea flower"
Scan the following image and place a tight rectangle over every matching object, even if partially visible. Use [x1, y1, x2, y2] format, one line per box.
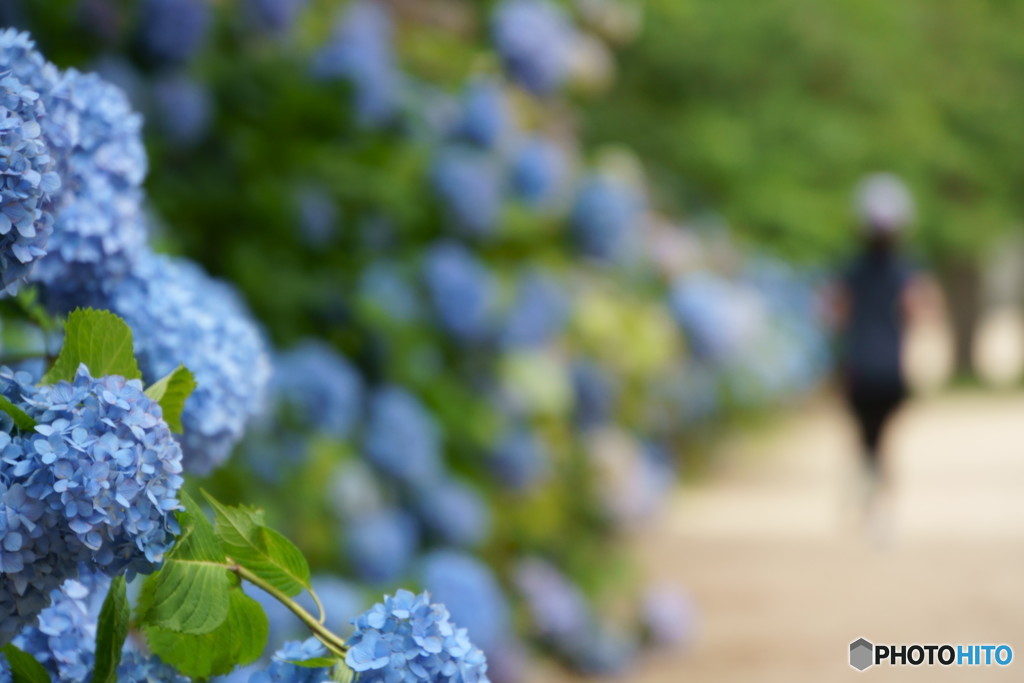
[362, 386, 442, 486]
[0, 363, 183, 644]
[33, 69, 148, 308]
[312, 1, 402, 127]
[492, 0, 574, 96]
[250, 638, 332, 683]
[272, 340, 363, 440]
[500, 269, 567, 349]
[431, 148, 502, 237]
[570, 360, 616, 431]
[97, 252, 271, 475]
[419, 551, 511, 655]
[244, 0, 308, 36]
[0, 653, 9, 683]
[563, 621, 637, 676]
[150, 72, 212, 147]
[510, 136, 565, 207]
[13, 571, 108, 681]
[413, 478, 490, 548]
[668, 271, 763, 365]
[569, 174, 640, 262]
[0, 29, 63, 296]
[423, 241, 496, 344]
[488, 426, 548, 491]
[453, 79, 507, 149]
[136, 0, 211, 67]
[346, 589, 490, 683]
[343, 508, 419, 585]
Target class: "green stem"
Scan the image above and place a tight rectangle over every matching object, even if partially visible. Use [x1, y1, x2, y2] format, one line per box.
[229, 561, 349, 658]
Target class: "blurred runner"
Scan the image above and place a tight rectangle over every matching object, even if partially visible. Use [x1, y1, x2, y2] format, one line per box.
[829, 173, 940, 539]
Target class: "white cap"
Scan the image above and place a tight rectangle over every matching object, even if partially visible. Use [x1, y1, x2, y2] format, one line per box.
[854, 173, 915, 233]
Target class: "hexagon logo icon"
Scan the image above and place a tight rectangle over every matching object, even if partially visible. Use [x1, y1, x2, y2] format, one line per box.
[850, 638, 874, 671]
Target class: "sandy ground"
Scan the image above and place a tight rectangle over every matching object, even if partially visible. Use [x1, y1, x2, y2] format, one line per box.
[615, 391, 1024, 682]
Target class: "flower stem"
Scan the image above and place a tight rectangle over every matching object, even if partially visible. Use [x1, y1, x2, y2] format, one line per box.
[229, 560, 349, 657]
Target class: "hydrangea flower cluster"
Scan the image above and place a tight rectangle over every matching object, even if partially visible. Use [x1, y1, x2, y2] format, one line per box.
[423, 241, 496, 344]
[98, 252, 271, 474]
[32, 69, 147, 307]
[272, 340, 363, 440]
[431, 149, 502, 237]
[492, 0, 574, 96]
[244, 0, 309, 36]
[0, 29, 62, 296]
[0, 364, 183, 644]
[488, 427, 548, 491]
[570, 360, 616, 431]
[149, 73, 212, 147]
[313, 0, 402, 127]
[345, 589, 490, 683]
[668, 271, 765, 364]
[363, 386, 442, 486]
[569, 174, 640, 261]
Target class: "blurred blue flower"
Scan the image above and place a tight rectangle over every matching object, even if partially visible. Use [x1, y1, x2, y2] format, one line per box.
[423, 241, 497, 344]
[97, 252, 272, 475]
[641, 584, 696, 648]
[136, 0, 210, 67]
[500, 269, 567, 349]
[510, 136, 565, 207]
[244, 0, 308, 36]
[346, 589, 490, 683]
[0, 29, 63, 296]
[272, 340, 363, 440]
[492, 0, 574, 96]
[454, 78, 508, 149]
[419, 550, 511, 654]
[668, 271, 762, 364]
[150, 72, 212, 146]
[489, 426, 549, 491]
[117, 647, 191, 682]
[431, 147, 502, 237]
[570, 174, 640, 261]
[363, 385, 442, 486]
[344, 508, 419, 584]
[33, 69, 148, 307]
[564, 621, 637, 676]
[313, 0, 402, 127]
[414, 478, 491, 548]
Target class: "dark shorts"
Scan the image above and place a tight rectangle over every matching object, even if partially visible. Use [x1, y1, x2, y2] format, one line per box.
[844, 380, 906, 465]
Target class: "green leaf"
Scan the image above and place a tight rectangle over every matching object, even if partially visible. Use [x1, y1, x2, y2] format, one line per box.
[144, 365, 196, 433]
[90, 576, 130, 683]
[0, 395, 35, 431]
[136, 491, 231, 635]
[42, 308, 142, 384]
[288, 657, 340, 669]
[1, 644, 50, 683]
[203, 491, 312, 598]
[143, 587, 269, 678]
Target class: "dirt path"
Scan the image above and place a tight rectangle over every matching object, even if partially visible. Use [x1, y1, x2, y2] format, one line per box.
[624, 392, 1024, 682]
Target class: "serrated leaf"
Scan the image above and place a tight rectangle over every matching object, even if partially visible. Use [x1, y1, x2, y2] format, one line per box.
[0, 395, 35, 431]
[90, 576, 129, 683]
[1, 644, 50, 683]
[42, 308, 141, 384]
[136, 491, 231, 634]
[143, 587, 269, 678]
[144, 365, 196, 433]
[203, 491, 312, 598]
